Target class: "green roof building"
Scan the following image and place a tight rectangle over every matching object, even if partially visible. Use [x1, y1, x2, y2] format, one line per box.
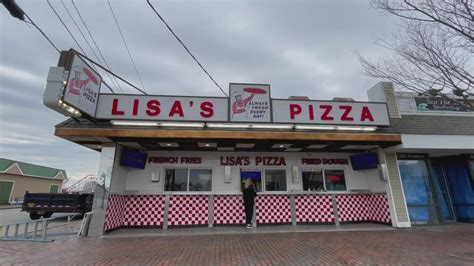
[0, 158, 67, 204]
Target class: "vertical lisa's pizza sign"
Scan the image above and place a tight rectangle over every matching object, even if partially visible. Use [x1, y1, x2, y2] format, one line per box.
[63, 54, 101, 117]
[229, 83, 271, 122]
[43, 50, 102, 118]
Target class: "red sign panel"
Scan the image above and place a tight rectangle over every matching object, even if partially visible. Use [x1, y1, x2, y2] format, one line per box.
[96, 95, 228, 121]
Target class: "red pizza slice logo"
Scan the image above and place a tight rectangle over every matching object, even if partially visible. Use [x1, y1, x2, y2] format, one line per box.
[83, 67, 99, 85]
[232, 87, 267, 116]
[242, 88, 267, 95]
[67, 65, 99, 101]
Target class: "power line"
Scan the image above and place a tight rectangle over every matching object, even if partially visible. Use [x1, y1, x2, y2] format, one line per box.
[101, 80, 116, 94]
[47, 0, 86, 55]
[7, 2, 117, 94]
[23, 14, 60, 53]
[70, 0, 122, 93]
[146, 0, 228, 97]
[5, 0, 143, 95]
[57, 0, 102, 83]
[2, 1, 121, 95]
[107, 0, 146, 92]
[60, 1, 97, 66]
[47, 0, 117, 94]
[3, 0, 60, 53]
[60, 0, 117, 94]
[75, 50, 148, 95]
[70, 0, 125, 93]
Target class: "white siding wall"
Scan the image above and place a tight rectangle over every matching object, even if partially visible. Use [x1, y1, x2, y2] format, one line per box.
[111, 151, 385, 195]
[109, 145, 129, 194]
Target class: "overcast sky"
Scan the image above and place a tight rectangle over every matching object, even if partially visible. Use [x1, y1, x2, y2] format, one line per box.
[0, 0, 398, 182]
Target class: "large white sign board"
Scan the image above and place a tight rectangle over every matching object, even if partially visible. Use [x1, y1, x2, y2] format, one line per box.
[96, 94, 228, 121]
[63, 55, 101, 116]
[272, 100, 390, 126]
[229, 83, 271, 122]
[42, 58, 392, 127]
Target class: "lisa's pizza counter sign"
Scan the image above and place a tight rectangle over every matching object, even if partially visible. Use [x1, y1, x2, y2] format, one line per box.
[230, 83, 271, 122]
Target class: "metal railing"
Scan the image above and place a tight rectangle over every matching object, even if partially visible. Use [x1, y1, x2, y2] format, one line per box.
[0, 214, 80, 242]
[1, 218, 55, 242]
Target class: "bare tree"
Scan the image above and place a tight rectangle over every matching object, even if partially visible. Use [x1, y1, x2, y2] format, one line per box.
[358, 0, 473, 109]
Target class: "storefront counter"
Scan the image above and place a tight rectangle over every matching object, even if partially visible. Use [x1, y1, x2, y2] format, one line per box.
[104, 192, 391, 232]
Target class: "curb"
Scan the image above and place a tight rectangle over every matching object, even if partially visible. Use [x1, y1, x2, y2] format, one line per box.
[0, 206, 22, 210]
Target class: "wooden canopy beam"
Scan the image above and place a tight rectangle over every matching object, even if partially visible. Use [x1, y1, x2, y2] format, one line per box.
[55, 128, 401, 142]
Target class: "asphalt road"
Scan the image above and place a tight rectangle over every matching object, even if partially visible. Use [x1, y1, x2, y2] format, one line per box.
[0, 208, 76, 226]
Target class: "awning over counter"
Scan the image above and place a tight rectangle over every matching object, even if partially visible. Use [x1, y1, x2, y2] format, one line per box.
[55, 118, 401, 153]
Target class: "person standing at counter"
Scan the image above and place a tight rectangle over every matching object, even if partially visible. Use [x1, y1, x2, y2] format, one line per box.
[243, 178, 257, 229]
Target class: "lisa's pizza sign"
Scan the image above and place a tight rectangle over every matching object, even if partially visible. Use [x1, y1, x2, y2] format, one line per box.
[229, 83, 271, 122]
[43, 50, 102, 118]
[63, 54, 101, 117]
[43, 50, 390, 127]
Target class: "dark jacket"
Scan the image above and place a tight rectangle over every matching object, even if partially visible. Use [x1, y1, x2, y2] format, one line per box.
[242, 186, 257, 205]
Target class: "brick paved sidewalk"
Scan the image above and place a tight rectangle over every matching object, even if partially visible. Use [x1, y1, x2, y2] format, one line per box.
[0, 223, 473, 265]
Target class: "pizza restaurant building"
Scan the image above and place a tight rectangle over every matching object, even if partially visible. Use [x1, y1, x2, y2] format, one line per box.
[62, 116, 397, 234]
[43, 52, 473, 235]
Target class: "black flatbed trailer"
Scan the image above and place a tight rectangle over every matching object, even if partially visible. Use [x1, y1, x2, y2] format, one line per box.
[22, 191, 93, 220]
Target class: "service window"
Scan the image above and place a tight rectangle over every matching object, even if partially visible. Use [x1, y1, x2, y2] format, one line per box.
[165, 169, 212, 192]
[240, 170, 262, 192]
[265, 169, 287, 192]
[189, 169, 212, 191]
[165, 169, 188, 191]
[324, 170, 346, 191]
[302, 170, 325, 192]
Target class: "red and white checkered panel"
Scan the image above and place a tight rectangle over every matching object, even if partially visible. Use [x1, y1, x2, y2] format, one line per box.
[168, 195, 209, 226]
[368, 194, 391, 224]
[104, 195, 128, 231]
[256, 195, 291, 225]
[123, 195, 165, 227]
[213, 195, 246, 225]
[336, 194, 370, 222]
[295, 195, 335, 223]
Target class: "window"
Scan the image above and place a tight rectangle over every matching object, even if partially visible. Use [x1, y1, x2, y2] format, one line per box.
[189, 169, 212, 191]
[240, 170, 262, 192]
[398, 160, 439, 224]
[301, 169, 346, 192]
[324, 170, 346, 191]
[240, 169, 287, 192]
[302, 170, 324, 192]
[469, 160, 474, 190]
[49, 184, 60, 193]
[265, 169, 287, 191]
[165, 169, 212, 192]
[165, 169, 188, 191]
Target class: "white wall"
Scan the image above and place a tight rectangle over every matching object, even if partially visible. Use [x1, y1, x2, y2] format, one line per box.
[109, 145, 129, 194]
[366, 170, 386, 193]
[401, 134, 474, 150]
[111, 150, 386, 195]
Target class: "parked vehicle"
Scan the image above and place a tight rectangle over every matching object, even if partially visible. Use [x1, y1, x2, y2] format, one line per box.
[22, 191, 93, 220]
